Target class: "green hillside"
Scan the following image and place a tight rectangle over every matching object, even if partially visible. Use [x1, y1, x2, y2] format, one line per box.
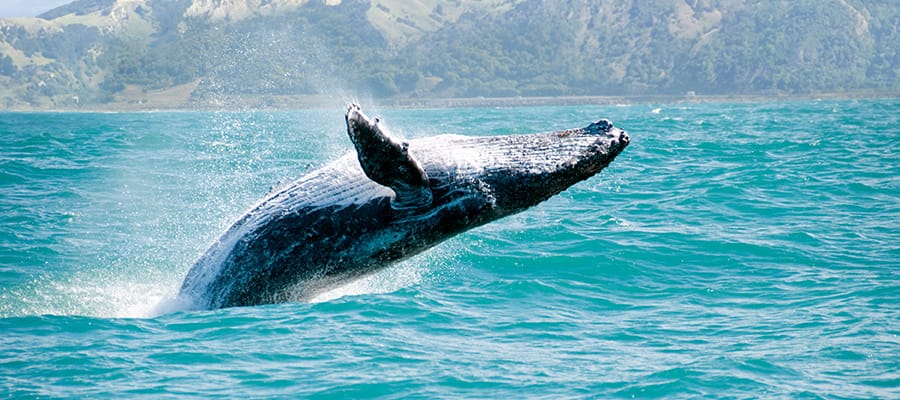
[0, 0, 897, 109]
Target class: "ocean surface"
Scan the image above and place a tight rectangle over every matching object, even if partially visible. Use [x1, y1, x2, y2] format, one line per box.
[1, 99, 897, 398]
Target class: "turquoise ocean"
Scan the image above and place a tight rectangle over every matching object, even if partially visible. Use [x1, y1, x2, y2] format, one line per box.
[1, 99, 897, 398]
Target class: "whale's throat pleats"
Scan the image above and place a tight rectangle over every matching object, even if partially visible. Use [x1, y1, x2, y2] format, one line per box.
[345, 104, 434, 211]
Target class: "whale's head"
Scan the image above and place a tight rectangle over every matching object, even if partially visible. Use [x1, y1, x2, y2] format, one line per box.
[397, 116, 629, 229]
[449, 119, 630, 216]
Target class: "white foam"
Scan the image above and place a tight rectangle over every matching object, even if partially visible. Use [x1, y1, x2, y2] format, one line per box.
[308, 262, 425, 303]
[308, 242, 461, 304]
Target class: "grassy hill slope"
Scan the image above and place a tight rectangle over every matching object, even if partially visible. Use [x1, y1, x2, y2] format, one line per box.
[0, 0, 896, 109]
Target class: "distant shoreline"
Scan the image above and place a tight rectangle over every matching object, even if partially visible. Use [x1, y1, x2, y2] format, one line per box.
[377, 92, 899, 109]
[3, 91, 897, 112]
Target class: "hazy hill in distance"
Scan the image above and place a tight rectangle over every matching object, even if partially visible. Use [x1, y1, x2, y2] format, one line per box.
[0, 0, 897, 110]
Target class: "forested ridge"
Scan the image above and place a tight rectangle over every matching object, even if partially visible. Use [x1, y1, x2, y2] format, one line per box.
[0, 0, 896, 109]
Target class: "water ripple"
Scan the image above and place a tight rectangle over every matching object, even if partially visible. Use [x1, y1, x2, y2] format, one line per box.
[1, 100, 898, 398]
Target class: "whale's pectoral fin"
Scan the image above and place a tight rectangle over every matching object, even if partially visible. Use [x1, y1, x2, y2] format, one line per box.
[345, 104, 433, 211]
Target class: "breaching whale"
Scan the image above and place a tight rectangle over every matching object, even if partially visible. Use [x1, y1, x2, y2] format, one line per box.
[177, 104, 629, 309]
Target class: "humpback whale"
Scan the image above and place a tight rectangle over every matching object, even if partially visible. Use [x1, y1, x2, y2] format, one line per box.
[177, 104, 629, 309]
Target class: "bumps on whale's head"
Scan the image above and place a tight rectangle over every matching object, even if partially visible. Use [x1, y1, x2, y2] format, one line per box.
[585, 119, 614, 134]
